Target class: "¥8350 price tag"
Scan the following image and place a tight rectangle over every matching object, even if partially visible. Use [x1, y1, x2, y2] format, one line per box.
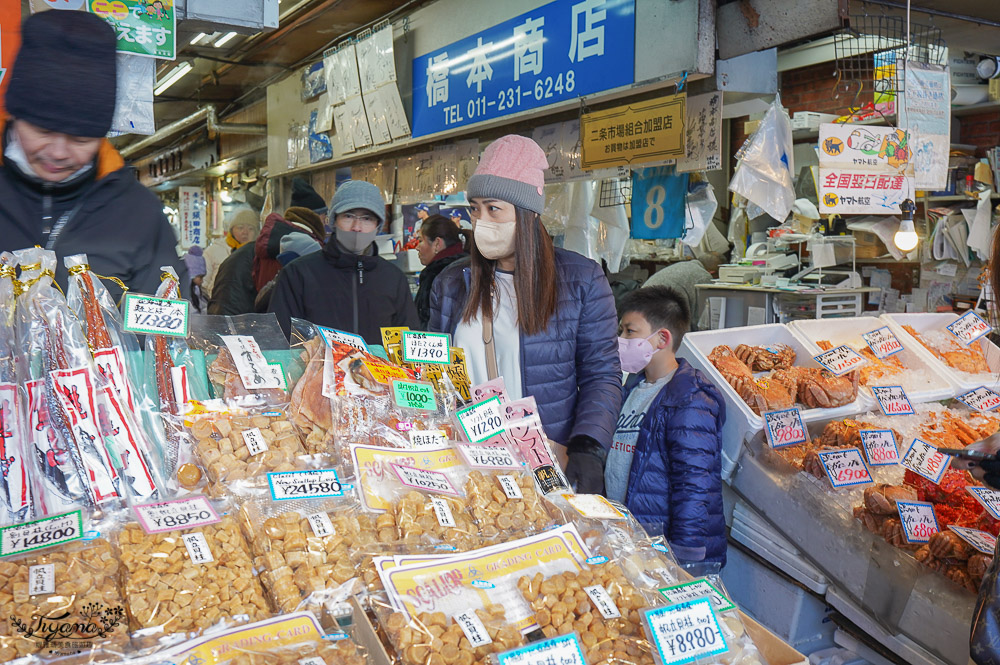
[392, 380, 437, 411]
[402, 331, 451, 365]
[896, 500, 939, 543]
[813, 344, 868, 376]
[763, 408, 806, 448]
[643, 598, 728, 665]
[958, 386, 1000, 412]
[859, 429, 900, 466]
[862, 326, 904, 359]
[872, 385, 914, 416]
[817, 448, 872, 488]
[947, 311, 992, 346]
[122, 294, 189, 337]
[901, 438, 950, 484]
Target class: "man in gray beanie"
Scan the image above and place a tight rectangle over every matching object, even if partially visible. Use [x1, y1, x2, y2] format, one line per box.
[268, 180, 418, 343]
[0, 9, 187, 297]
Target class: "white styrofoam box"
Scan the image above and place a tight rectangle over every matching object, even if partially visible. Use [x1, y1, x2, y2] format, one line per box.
[882, 312, 1000, 393]
[678, 324, 868, 479]
[788, 317, 957, 406]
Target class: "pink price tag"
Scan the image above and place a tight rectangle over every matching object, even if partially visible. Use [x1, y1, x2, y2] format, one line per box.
[813, 345, 868, 376]
[872, 385, 914, 416]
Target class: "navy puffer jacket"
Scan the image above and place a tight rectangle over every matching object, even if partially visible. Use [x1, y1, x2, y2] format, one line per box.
[623, 359, 727, 567]
[429, 248, 622, 447]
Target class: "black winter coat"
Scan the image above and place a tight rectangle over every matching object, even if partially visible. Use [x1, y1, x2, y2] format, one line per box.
[267, 240, 419, 345]
[207, 242, 256, 315]
[0, 130, 187, 297]
[414, 248, 466, 329]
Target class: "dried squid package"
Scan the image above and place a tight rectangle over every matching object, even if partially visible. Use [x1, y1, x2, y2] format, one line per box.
[0, 254, 31, 524]
[15, 248, 121, 512]
[289, 319, 334, 455]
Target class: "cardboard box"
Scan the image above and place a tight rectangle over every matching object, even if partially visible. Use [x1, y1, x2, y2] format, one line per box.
[853, 230, 888, 259]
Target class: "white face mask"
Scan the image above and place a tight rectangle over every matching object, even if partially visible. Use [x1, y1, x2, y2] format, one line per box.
[474, 219, 516, 260]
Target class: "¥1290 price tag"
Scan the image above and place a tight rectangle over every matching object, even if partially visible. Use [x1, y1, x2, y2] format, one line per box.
[862, 326, 904, 359]
[1, 511, 83, 557]
[122, 294, 189, 337]
[763, 408, 807, 448]
[968, 486, 1000, 520]
[949, 526, 998, 554]
[268, 469, 344, 501]
[133, 496, 221, 534]
[896, 500, 939, 543]
[496, 634, 586, 665]
[901, 438, 950, 484]
[643, 598, 728, 665]
[947, 310, 992, 346]
[813, 344, 868, 376]
[872, 385, 915, 416]
[456, 396, 507, 443]
[859, 429, 900, 466]
[392, 379, 437, 411]
[958, 386, 1000, 412]
[817, 448, 873, 488]
[402, 331, 451, 365]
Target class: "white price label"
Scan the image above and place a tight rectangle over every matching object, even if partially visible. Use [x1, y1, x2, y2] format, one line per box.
[813, 344, 868, 376]
[409, 430, 448, 448]
[896, 501, 939, 543]
[267, 469, 344, 501]
[763, 408, 807, 448]
[859, 429, 900, 466]
[562, 493, 626, 520]
[817, 449, 873, 488]
[220, 335, 283, 390]
[299, 658, 326, 665]
[122, 294, 189, 337]
[402, 331, 451, 364]
[498, 475, 523, 499]
[182, 532, 214, 564]
[862, 326, 904, 359]
[241, 428, 269, 456]
[306, 512, 336, 538]
[28, 563, 55, 596]
[496, 634, 585, 665]
[901, 438, 950, 484]
[317, 326, 369, 353]
[454, 610, 492, 648]
[430, 497, 457, 527]
[644, 598, 729, 665]
[949, 526, 997, 554]
[133, 496, 221, 534]
[392, 465, 460, 495]
[0, 511, 82, 556]
[958, 386, 1000, 412]
[456, 397, 507, 443]
[968, 486, 1000, 520]
[460, 444, 519, 469]
[585, 584, 622, 619]
[658, 580, 736, 614]
[872, 385, 915, 416]
[947, 311, 992, 346]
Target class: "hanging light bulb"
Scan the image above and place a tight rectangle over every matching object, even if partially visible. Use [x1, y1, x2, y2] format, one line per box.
[894, 198, 918, 252]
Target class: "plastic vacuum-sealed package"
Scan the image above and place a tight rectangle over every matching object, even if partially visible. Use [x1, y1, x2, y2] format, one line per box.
[382, 460, 482, 552]
[0, 254, 31, 525]
[288, 319, 333, 455]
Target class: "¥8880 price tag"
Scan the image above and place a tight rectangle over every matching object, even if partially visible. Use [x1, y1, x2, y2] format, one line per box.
[859, 429, 900, 466]
[896, 500, 939, 543]
[643, 598, 728, 665]
[763, 408, 807, 449]
[122, 294, 189, 337]
[392, 380, 437, 411]
[947, 311, 992, 346]
[402, 331, 451, 365]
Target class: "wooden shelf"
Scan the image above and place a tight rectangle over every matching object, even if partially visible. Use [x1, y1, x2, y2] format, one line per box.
[921, 193, 1000, 202]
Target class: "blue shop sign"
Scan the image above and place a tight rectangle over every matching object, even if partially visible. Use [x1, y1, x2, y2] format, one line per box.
[411, 0, 635, 137]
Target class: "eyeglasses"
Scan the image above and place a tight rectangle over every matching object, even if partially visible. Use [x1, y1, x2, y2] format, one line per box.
[340, 212, 379, 225]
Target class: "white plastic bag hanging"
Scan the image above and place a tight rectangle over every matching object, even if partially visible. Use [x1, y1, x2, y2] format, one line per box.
[110, 53, 155, 136]
[729, 96, 795, 222]
[682, 182, 718, 248]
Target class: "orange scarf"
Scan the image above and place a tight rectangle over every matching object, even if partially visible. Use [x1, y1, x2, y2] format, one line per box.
[226, 233, 241, 249]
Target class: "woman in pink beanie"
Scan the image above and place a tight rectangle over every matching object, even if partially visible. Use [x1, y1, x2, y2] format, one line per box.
[429, 134, 622, 495]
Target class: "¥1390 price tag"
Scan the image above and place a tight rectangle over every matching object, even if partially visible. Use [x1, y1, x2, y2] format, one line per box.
[643, 598, 728, 665]
[896, 500, 939, 543]
[402, 331, 451, 365]
[958, 386, 1000, 412]
[813, 344, 868, 376]
[122, 294, 189, 337]
[872, 385, 915, 416]
[0, 510, 83, 557]
[817, 448, 873, 488]
[763, 408, 807, 448]
[268, 469, 344, 500]
[901, 438, 950, 484]
[496, 634, 586, 665]
[862, 326, 904, 359]
[859, 429, 900, 466]
[133, 496, 220, 534]
[947, 310, 992, 346]
[968, 486, 1000, 520]
[949, 526, 998, 554]
[392, 379, 437, 411]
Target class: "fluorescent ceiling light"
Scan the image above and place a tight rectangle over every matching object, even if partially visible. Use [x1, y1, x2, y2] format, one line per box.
[214, 32, 239, 48]
[190, 32, 209, 45]
[154, 62, 193, 95]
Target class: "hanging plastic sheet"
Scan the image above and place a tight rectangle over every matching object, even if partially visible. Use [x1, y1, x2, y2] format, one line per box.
[110, 53, 154, 136]
[729, 96, 796, 222]
[682, 180, 719, 248]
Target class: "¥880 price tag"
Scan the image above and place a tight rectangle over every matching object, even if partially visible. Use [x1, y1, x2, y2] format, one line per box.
[859, 429, 900, 466]
[392, 380, 437, 411]
[896, 500, 939, 543]
[402, 331, 451, 365]
[122, 294, 189, 337]
[813, 345, 868, 376]
[872, 385, 914, 416]
[643, 598, 728, 665]
[958, 386, 1000, 412]
[763, 408, 806, 449]
[947, 311, 992, 346]
[817, 448, 872, 488]
[862, 326, 904, 359]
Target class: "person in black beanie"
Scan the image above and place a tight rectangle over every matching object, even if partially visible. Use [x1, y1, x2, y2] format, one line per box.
[0, 10, 187, 297]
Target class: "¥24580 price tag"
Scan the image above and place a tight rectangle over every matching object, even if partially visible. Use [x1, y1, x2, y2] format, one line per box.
[402, 331, 451, 365]
[817, 448, 873, 488]
[267, 469, 344, 501]
[392, 379, 437, 411]
[872, 385, 915, 416]
[0, 511, 83, 556]
[643, 598, 728, 665]
[896, 500, 939, 543]
[862, 326, 904, 359]
[958, 386, 1000, 412]
[813, 345, 868, 376]
[122, 294, 189, 337]
[133, 496, 220, 534]
[859, 429, 900, 466]
[947, 311, 992, 346]
[763, 408, 807, 448]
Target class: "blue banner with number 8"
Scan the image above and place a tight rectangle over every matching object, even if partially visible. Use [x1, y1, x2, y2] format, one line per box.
[630, 166, 688, 240]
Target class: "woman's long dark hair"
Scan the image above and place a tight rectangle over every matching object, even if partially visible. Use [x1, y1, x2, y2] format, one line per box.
[461, 206, 558, 336]
[421, 214, 471, 252]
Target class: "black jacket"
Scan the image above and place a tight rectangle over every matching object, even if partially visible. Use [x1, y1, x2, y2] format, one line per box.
[207, 242, 256, 315]
[415, 248, 467, 329]
[0, 129, 186, 297]
[267, 239, 419, 345]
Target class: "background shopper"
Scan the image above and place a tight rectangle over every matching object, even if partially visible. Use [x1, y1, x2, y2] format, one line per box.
[203, 206, 259, 298]
[414, 214, 469, 328]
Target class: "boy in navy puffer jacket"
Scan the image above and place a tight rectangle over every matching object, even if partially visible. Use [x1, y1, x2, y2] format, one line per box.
[607, 286, 727, 573]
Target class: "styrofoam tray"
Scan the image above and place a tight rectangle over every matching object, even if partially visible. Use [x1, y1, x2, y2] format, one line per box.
[678, 324, 869, 479]
[881, 312, 1000, 393]
[788, 317, 957, 405]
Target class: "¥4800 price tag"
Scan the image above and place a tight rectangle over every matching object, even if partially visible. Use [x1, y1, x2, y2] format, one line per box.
[392, 379, 437, 411]
[902, 438, 950, 484]
[643, 598, 728, 665]
[122, 294, 189, 337]
[763, 408, 807, 448]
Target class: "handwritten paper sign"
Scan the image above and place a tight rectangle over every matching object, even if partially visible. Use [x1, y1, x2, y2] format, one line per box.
[967, 486, 1000, 520]
[896, 500, 940, 543]
[817, 449, 873, 488]
[949, 526, 997, 555]
[456, 396, 506, 443]
[763, 408, 807, 449]
[643, 598, 728, 665]
[122, 294, 189, 337]
[859, 429, 900, 466]
[901, 438, 950, 484]
[958, 387, 1000, 412]
[402, 331, 451, 365]
[496, 634, 586, 665]
[813, 345, 868, 376]
[872, 385, 915, 416]
[862, 327, 904, 359]
[947, 311, 992, 346]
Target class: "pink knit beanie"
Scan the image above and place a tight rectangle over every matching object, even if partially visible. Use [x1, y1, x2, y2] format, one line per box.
[466, 135, 549, 214]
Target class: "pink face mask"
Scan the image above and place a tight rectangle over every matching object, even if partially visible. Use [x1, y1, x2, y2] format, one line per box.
[617, 332, 662, 373]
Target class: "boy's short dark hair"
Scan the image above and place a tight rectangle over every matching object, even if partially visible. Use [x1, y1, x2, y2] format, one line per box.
[619, 286, 690, 351]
